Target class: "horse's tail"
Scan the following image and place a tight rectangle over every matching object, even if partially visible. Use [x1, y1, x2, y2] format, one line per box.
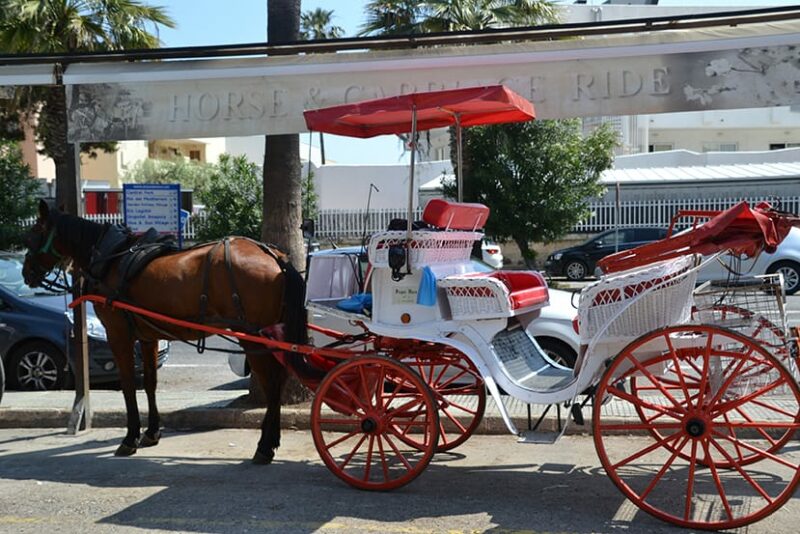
[281, 261, 307, 347]
[280, 260, 326, 382]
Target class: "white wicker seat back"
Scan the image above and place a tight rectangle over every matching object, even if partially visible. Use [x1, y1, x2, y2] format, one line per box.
[368, 230, 481, 268]
[578, 254, 700, 344]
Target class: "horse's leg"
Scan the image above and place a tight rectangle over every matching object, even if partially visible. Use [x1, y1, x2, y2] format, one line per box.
[137, 340, 161, 448]
[242, 341, 285, 464]
[108, 336, 141, 456]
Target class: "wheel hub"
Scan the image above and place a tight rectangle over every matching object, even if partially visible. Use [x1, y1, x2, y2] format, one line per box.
[360, 417, 378, 433]
[685, 417, 707, 438]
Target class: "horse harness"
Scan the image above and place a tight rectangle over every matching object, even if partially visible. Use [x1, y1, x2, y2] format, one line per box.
[86, 225, 290, 342]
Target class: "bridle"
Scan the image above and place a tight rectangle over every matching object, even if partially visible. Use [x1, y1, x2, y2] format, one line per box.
[24, 224, 72, 292]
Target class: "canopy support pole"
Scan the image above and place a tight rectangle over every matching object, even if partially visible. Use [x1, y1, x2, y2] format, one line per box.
[455, 113, 463, 202]
[405, 105, 417, 275]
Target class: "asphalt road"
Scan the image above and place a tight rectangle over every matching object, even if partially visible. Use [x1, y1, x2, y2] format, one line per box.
[1, 429, 799, 534]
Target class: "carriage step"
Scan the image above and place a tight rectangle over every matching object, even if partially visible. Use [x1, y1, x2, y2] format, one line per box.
[517, 430, 562, 445]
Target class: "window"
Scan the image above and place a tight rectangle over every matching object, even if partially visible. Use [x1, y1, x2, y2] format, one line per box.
[189, 150, 201, 161]
[648, 143, 673, 152]
[702, 142, 737, 152]
[769, 143, 800, 150]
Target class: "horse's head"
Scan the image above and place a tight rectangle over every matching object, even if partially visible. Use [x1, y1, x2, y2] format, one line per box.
[22, 199, 66, 288]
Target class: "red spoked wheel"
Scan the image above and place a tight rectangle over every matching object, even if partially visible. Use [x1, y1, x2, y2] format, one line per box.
[311, 355, 439, 491]
[395, 351, 487, 452]
[594, 325, 800, 530]
[631, 308, 796, 467]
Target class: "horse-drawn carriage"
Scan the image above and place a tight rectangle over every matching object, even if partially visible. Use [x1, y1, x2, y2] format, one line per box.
[22, 86, 800, 530]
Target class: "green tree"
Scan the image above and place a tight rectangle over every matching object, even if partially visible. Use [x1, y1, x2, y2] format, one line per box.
[0, 140, 39, 250]
[444, 119, 617, 267]
[300, 8, 343, 40]
[195, 155, 262, 242]
[123, 157, 214, 195]
[301, 167, 318, 221]
[0, 0, 174, 210]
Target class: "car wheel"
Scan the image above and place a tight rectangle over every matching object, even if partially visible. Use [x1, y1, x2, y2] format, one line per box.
[564, 260, 588, 281]
[7, 341, 68, 391]
[536, 337, 577, 369]
[768, 260, 800, 295]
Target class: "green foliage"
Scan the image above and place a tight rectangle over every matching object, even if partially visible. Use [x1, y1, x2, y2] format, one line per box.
[360, 0, 559, 35]
[195, 155, 263, 242]
[302, 168, 319, 221]
[300, 8, 343, 39]
[123, 157, 213, 195]
[0, 140, 39, 250]
[443, 119, 617, 264]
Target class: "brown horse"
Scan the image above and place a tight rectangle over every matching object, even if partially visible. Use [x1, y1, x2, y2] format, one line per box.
[22, 200, 309, 463]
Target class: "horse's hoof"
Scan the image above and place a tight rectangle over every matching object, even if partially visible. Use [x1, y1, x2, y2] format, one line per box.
[115, 443, 138, 457]
[139, 431, 161, 448]
[251, 449, 275, 465]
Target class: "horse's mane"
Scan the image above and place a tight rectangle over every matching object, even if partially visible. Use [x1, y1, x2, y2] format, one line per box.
[53, 211, 107, 267]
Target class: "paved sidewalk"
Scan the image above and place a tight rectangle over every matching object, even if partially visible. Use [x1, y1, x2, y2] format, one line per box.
[0, 388, 607, 435]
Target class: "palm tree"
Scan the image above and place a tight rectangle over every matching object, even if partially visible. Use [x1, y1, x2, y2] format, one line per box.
[0, 0, 174, 210]
[299, 7, 344, 164]
[359, 0, 559, 201]
[300, 8, 343, 40]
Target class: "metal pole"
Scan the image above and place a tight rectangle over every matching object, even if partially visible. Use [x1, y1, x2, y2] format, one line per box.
[455, 114, 463, 202]
[615, 181, 621, 253]
[406, 105, 417, 242]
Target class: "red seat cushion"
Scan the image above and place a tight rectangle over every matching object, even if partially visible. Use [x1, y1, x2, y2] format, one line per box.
[463, 270, 549, 310]
[422, 199, 490, 230]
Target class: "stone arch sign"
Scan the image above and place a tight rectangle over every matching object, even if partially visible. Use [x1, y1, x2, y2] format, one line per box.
[53, 18, 800, 143]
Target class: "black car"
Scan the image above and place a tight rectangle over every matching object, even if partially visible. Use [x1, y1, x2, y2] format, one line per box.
[0, 252, 169, 390]
[545, 227, 668, 281]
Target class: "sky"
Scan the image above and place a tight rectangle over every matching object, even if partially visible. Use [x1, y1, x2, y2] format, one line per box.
[155, 0, 798, 164]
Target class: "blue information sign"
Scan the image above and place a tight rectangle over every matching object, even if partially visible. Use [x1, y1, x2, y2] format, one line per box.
[123, 183, 182, 247]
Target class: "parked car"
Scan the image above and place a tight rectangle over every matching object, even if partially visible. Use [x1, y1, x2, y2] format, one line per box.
[229, 247, 580, 376]
[545, 227, 668, 281]
[0, 252, 169, 390]
[695, 226, 800, 295]
[481, 239, 504, 269]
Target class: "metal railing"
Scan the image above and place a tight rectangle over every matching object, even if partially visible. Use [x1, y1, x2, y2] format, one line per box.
[22, 195, 800, 242]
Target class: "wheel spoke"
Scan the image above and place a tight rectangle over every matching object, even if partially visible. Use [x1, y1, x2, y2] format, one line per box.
[706, 350, 750, 408]
[684, 440, 698, 521]
[702, 440, 734, 521]
[665, 333, 693, 405]
[749, 398, 799, 419]
[611, 431, 683, 470]
[709, 437, 774, 503]
[609, 384, 684, 420]
[333, 377, 369, 413]
[712, 430, 799, 469]
[624, 351, 688, 412]
[376, 435, 390, 483]
[382, 433, 414, 471]
[695, 331, 714, 408]
[338, 433, 368, 470]
[640, 434, 691, 500]
[440, 406, 469, 433]
[363, 435, 375, 482]
[713, 376, 789, 417]
[599, 422, 682, 431]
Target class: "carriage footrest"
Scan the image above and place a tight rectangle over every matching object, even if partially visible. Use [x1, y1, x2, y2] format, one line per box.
[517, 430, 563, 445]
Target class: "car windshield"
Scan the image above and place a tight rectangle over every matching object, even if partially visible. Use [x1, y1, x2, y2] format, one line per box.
[0, 254, 66, 298]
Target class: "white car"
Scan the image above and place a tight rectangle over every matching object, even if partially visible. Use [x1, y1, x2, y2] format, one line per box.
[697, 226, 800, 295]
[229, 247, 580, 377]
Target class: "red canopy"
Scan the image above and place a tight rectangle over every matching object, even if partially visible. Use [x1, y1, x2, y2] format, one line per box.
[303, 85, 535, 138]
[597, 201, 800, 274]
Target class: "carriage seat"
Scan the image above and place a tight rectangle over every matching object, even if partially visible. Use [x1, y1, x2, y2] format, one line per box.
[422, 198, 490, 231]
[439, 270, 549, 320]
